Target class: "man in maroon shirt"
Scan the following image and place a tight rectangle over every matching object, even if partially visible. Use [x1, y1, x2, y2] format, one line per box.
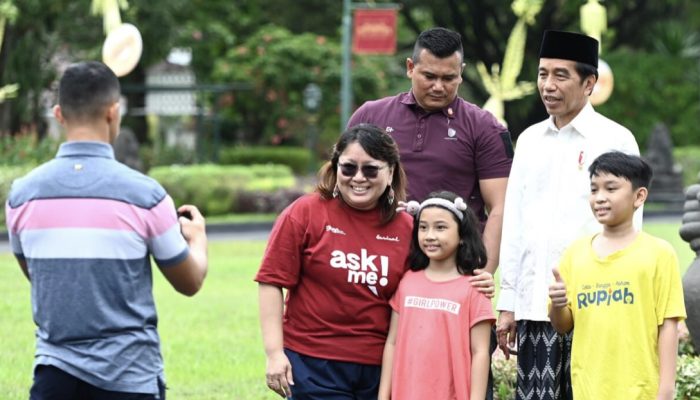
[348, 27, 512, 399]
[348, 27, 512, 275]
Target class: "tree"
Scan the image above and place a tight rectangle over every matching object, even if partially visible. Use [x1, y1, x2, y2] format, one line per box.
[395, 0, 692, 138]
[0, 0, 186, 141]
[174, 0, 345, 84]
[0, 0, 67, 136]
[118, 0, 188, 143]
[195, 0, 693, 143]
[212, 24, 397, 152]
[1, 0, 697, 150]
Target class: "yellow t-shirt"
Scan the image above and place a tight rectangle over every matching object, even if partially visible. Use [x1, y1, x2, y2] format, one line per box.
[559, 232, 687, 399]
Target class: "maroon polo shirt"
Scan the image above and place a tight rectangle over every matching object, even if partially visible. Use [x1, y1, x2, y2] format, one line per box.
[348, 91, 513, 228]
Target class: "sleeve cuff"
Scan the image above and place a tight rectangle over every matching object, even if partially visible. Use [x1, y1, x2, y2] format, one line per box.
[155, 247, 189, 268]
[496, 289, 515, 312]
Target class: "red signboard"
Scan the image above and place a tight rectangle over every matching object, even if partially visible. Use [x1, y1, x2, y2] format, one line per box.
[352, 8, 397, 55]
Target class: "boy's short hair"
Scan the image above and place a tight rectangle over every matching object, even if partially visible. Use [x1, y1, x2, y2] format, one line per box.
[588, 151, 653, 190]
[59, 61, 120, 122]
[412, 27, 463, 62]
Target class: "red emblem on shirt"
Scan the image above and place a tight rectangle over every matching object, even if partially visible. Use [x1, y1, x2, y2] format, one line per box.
[578, 151, 584, 170]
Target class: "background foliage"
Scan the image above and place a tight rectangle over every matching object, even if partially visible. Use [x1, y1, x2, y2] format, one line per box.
[211, 24, 397, 151]
[218, 145, 312, 175]
[148, 164, 302, 216]
[674, 147, 700, 187]
[1, 0, 699, 155]
[597, 49, 700, 147]
[676, 354, 700, 399]
[0, 133, 59, 165]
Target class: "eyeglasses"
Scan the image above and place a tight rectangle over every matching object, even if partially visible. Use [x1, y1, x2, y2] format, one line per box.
[338, 162, 387, 179]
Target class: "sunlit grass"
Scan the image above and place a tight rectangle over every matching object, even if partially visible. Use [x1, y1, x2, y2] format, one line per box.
[205, 213, 277, 225]
[0, 241, 278, 400]
[0, 221, 694, 399]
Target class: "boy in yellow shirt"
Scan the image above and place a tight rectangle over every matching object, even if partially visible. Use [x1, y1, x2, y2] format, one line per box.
[548, 151, 686, 399]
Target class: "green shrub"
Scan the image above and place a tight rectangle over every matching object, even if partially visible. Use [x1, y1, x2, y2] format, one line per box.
[149, 164, 302, 216]
[597, 50, 700, 149]
[212, 25, 394, 149]
[140, 144, 198, 170]
[674, 146, 700, 188]
[493, 356, 517, 400]
[676, 354, 700, 399]
[219, 146, 312, 175]
[0, 133, 60, 166]
[491, 351, 700, 400]
[0, 165, 34, 227]
[679, 334, 697, 358]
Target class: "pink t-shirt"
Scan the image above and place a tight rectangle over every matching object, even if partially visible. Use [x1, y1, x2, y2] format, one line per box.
[255, 193, 414, 365]
[390, 270, 495, 400]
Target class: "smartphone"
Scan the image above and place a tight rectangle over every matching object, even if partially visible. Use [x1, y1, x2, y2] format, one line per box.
[178, 210, 193, 220]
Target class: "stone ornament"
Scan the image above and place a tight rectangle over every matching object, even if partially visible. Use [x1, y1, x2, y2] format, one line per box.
[679, 183, 700, 346]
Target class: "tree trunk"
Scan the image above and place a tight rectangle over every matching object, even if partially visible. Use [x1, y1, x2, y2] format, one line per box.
[120, 64, 149, 144]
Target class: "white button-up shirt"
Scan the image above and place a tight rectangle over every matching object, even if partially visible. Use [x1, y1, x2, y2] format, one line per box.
[496, 102, 641, 321]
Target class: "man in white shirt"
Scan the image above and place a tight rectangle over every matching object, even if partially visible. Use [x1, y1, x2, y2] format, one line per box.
[496, 30, 640, 400]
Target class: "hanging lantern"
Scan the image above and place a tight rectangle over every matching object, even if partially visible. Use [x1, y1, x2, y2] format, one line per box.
[581, 0, 612, 105]
[102, 23, 143, 77]
[91, 0, 127, 34]
[580, 0, 607, 47]
[590, 59, 613, 106]
[92, 0, 142, 77]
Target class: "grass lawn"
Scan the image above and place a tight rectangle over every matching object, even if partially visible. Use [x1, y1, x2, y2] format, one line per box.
[0, 240, 278, 400]
[0, 221, 695, 399]
[643, 221, 695, 275]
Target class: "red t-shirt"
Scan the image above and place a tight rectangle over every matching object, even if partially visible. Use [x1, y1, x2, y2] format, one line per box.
[255, 193, 414, 365]
[390, 270, 495, 399]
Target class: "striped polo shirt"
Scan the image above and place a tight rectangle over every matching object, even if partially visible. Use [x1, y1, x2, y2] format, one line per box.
[5, 141, 189, 395]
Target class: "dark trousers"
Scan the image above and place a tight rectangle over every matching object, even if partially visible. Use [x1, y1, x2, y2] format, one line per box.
[486, 326, 497, 400]
[515, 320, 573, 400]
[284, 348, 381, 400]
[30, 365, 166, 400]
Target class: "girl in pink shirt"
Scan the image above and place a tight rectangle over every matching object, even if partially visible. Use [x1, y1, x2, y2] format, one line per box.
[379, 191, 495, 400]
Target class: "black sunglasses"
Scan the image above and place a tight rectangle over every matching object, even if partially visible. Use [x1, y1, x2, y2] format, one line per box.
[338, 163, 386, 179]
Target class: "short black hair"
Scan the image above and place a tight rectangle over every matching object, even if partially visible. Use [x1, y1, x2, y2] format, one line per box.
[588, 151, 653, 190]
[408, 190, 487, 275]
[58, 61, 120, 122]
[412, 27, 463, 63]
[575, 61, 599, 82]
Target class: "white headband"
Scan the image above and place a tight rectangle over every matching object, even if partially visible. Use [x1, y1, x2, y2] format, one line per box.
[398, 197, 468, 221]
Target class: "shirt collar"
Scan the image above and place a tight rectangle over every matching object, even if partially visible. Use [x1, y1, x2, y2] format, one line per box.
[545, 101, 594, 137]
[56, 141, 115, 159]
[399, 91, 417, 106]
[401, 91, 458, 118]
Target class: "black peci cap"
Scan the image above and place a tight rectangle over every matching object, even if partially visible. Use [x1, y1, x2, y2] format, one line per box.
[539, 30, 599, 67]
